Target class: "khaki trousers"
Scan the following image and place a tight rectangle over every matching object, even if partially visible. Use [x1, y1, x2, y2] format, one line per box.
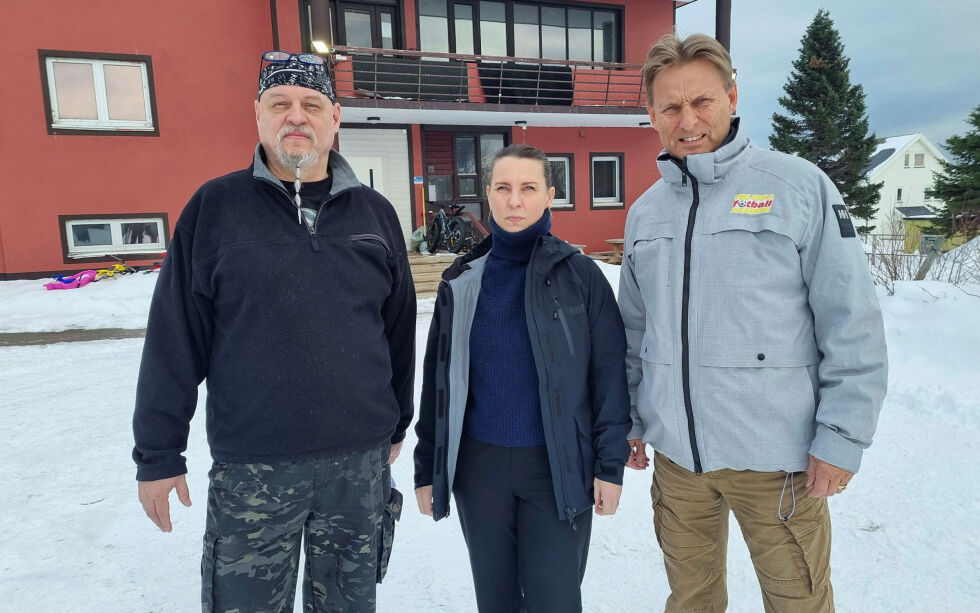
[651, 452, 834, 613]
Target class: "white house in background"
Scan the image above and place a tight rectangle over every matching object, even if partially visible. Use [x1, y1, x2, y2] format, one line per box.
[863, 133, 948, 233]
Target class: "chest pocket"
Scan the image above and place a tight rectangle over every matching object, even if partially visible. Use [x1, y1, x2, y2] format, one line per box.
[629, 221, 677, 364]
[697, 211, 817, 368]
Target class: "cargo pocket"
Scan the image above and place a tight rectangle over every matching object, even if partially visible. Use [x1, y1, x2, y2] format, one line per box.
[376, 486, 403, 583]
[201, 536, 218, 612]
[756, 494, 831, 599]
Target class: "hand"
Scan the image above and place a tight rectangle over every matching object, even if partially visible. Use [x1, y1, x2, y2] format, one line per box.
[594, 479, 623, 516]
[415, 485, 434, 517]
[138, 475, 192, 532]
[389, 441, 403, 465]
[805, 454, 854, 498]
[626, 438, 650, 470]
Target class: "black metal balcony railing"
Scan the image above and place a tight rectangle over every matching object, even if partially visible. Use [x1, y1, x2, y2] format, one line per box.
[329, 46, 646, 108]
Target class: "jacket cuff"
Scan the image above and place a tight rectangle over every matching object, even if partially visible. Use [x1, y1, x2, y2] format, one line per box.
[135, 462, 187, 482]
[595, 460, 625, 486]
[391, 430, 407, 445]
[809, 424, 864, 473]
[627, 425, 644, 441]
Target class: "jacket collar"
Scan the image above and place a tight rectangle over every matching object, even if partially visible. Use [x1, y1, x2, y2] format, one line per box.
[251, 144, 363, 196]
[656, 117, 750, 186]
[442, 231, 579, 282]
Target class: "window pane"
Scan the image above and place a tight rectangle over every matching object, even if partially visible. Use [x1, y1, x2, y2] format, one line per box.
[549, 158, 569, 202]
[914, 153, 925, 168]
[420, 0, 448, 16]
[567, 10, 591, 62]
[480, 134, 505, 193]
[542, 7, 564, 27]
[594, 11, 617, 62]
[344, 10, 373, 47]
[427, 175, 453, 201]
[514, 4, 539, 58]
[593, 158, 619, 200]
[542, 25, 566, 60]
[455, 137, 477, 174]
[420, 16, 450, 53]
[568, 8, 590, 28]
[480, 20, 507, 56]
[104, 64, 146, 121]
[455, 4, 474, 55]
[381, 13, 394, 49]
[458, 177, 477, 197]
[514, 4, 537, 23]
[480, 1, 505, 21]
[52, 62, 98, 119]
[71, 223, 112, 246]
[121, 222, 160, 245]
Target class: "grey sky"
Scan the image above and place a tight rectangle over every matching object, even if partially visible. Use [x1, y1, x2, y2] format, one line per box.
[674, 0, 980, 156]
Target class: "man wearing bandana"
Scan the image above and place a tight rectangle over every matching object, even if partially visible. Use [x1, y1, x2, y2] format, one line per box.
[132, 52, 415, 612]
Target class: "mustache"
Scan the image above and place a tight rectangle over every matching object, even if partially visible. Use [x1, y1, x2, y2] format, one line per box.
[277, 125, 316, 142]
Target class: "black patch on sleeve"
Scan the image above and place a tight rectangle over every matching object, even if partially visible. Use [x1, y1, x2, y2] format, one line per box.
[832, 205, 856, 238]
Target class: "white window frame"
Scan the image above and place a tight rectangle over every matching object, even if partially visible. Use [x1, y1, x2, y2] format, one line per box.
[44, 56, 155, 131]
[904, 153, 910, 168]
[914, 153, 925, 168]
[591, 154, 622, 207]
[896, 187, 903, 202]
[65, 216, 166, 258]
[547, 155, 573, 209]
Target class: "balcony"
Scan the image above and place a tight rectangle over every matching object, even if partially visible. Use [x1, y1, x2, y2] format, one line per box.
[328, 46, 650, 128]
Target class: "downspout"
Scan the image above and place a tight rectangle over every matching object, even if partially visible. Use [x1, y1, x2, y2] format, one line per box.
[270, 0, 280, 50]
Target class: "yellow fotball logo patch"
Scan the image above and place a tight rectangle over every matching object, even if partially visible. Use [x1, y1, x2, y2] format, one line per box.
[731, 193, 774, 214]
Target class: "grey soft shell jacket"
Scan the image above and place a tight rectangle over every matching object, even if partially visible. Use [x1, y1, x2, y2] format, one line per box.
[619, 123, 887, 474]
[414, 235, 631, 521]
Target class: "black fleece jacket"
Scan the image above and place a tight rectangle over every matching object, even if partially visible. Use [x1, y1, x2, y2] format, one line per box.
[132, 146, 415, 481]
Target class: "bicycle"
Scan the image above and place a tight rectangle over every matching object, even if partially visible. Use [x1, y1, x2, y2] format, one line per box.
[425, 203, 474, 254]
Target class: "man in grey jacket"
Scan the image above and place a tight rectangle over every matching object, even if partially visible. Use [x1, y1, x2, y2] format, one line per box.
[620, 34, 887, 612]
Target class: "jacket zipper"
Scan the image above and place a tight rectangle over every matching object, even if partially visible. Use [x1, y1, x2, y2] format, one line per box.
[552, 298, 577, 357]
[528, 241, 577, 528]
[676, 160, 704, 475]
[259, 175, 357, 253]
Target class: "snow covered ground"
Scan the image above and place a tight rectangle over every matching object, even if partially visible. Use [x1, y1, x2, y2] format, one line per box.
[1, 269, 978, 612]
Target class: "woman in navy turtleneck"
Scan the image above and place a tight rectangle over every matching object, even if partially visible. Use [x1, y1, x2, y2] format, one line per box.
[414, 145, 631, 612]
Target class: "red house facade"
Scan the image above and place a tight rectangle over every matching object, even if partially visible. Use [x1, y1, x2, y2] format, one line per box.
[0, 0, 688, 279]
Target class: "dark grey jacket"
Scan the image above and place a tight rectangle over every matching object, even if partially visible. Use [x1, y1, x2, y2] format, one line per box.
[414, 234, 630, 521]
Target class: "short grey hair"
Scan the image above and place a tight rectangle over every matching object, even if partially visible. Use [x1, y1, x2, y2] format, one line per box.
[641, 33, 734, 106]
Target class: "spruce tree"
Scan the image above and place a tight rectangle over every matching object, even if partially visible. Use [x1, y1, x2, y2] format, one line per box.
[770, 9, 881, 233]
[926, 104, 980, 239]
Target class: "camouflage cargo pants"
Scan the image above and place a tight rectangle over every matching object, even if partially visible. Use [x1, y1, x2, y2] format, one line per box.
[202, 442, 390, 613]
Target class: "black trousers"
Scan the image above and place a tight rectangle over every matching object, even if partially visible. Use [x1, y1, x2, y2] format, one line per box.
[453, 435, 592, 613]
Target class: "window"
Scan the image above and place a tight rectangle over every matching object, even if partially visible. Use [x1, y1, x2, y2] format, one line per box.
[914, 153, 925, 168]
[40, 51, 157, 135]
[418, 1, 621, 62]
[419, 0, 450, 54]
[591, 154, 623, 208]
[547, 155, 573, 209]
[904, 153, 910, 168]
[896, 188, 903, 202]
[61, 215, 168, 260]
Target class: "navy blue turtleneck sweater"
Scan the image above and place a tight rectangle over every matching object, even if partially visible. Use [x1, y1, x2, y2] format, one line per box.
[464, 210, 552, 447]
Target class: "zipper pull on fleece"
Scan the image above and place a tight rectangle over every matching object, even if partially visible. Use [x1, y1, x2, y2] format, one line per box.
[294, 166, 303, 225]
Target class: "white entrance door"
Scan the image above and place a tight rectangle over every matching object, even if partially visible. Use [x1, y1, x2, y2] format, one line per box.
[345, 156, 386, 194]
